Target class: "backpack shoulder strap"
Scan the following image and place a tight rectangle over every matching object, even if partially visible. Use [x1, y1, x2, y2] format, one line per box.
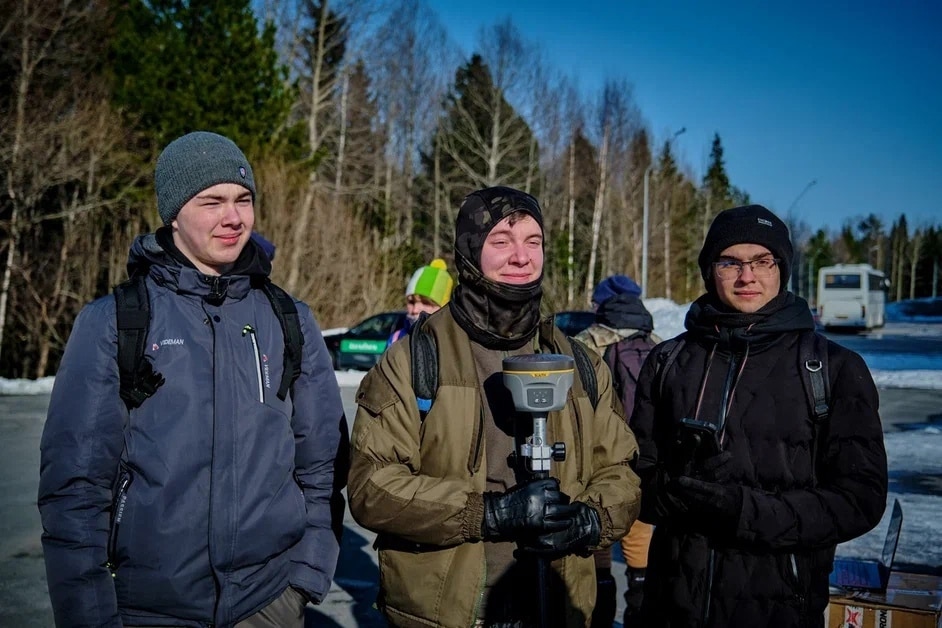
[655, 333, 686, 399]
[799, 330, 830, 422]
[568, 337, 599, 410]
[259, 280, 305, 401]
[799, 330, 830, 486]
[409, 313, 437, 421]
[114, 275, 165, 410]
[602, 341, 623, 401]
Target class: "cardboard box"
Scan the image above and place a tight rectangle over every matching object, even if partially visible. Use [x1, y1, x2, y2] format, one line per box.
[827, 572, 942, 628]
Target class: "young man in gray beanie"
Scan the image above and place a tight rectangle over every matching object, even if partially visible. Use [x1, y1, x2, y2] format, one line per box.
[39, 131, 347, 628]
[348, 186, 641, 628]
[630, 204, 887, 627]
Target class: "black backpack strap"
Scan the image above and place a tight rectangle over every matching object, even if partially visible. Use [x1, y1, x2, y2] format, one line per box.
[799, 330, 830, 422]
[409, 313, 437, 421]
[569, 338, 598, 410]
[259, 280, 305, 401]
[655, 333, 686, 400]
[114, 276, 165, 410]
[798, 330, 830, 486]
[602, 342, 622, 402]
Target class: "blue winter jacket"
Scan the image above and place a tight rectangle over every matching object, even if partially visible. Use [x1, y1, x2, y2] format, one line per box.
[38, 234, 346, 627]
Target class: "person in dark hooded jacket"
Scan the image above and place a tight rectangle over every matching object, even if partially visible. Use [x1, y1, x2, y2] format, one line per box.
[631, 204, 887, 628]
[575, 274, 660, 628]
[38, 131, 347, 628]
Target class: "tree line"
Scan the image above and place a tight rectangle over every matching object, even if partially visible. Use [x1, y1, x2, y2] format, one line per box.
[1, 0, 939, 378]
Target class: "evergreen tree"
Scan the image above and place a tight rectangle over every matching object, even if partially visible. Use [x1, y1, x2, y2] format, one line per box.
[858, 213, 886, 270]
[805, 229, 834, 305]
[701, 133, 732, 221]
[432, 54, 538, 206]
[109, 0, 293, 151]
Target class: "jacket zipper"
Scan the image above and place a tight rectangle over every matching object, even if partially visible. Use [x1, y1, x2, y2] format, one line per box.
[107, 472, 133, 574]
[701, 349, 742, 625]
[242, 325, 264, 403]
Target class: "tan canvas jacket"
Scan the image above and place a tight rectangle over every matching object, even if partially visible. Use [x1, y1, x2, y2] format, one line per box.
[348, 307, 641, 628]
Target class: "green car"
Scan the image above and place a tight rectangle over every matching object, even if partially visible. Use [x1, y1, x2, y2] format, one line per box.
[325, 311, 408, 370]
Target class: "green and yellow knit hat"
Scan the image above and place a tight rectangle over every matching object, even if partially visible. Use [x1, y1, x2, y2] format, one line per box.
[405, 259, 454, 306]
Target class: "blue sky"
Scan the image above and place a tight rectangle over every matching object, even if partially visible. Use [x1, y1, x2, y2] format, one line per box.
[424, 0, 942, 234]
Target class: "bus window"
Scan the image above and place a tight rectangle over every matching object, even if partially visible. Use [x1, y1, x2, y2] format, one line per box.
[824, 273, 861, 289]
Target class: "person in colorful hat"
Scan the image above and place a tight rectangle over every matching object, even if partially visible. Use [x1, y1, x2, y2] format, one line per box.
[388, 258, 454, 344]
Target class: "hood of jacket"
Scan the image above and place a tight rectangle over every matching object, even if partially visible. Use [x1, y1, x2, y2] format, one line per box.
[595, 293, 654, 333]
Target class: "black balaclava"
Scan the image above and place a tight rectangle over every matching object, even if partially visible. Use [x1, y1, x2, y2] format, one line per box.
[698, 204, 794, 295]
[450, 186, 545, 350]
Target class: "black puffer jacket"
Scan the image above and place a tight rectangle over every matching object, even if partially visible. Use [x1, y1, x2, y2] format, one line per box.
[632, 292, 887, 628]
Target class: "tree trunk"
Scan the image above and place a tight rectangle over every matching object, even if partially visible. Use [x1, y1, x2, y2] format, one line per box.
[333, 71, 348, 211]
[566, 138, 576, 307]
[584, 125, 610, 303]
[909, 233, 922, 300]
[663, 197, 672, 300]
[433, 134, 441, 259]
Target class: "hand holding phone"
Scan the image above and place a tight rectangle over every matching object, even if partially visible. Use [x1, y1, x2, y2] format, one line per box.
[675, 418, 721, 461]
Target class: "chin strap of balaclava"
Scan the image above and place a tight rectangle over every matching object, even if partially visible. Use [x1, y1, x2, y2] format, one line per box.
[449, 186, 545, 350]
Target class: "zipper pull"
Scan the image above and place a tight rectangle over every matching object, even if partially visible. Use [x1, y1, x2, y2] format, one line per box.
[242, 324, 254, 337]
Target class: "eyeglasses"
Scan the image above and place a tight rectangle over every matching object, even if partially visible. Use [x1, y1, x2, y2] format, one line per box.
[713, 257, 780, 280]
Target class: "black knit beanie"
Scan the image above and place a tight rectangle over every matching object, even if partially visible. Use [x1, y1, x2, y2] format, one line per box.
[698, 204, 793, 291]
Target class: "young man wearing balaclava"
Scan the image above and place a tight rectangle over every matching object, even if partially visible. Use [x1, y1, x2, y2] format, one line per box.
[630, 204, 887, 627]
[349, 186, 641, 628]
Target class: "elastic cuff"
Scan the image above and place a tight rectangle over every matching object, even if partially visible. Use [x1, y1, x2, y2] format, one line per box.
[584, 498, 609, 547]
[463, 492, 486, 542]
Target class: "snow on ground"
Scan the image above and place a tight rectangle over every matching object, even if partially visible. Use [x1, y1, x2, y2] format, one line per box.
[4, 298, 941, 395]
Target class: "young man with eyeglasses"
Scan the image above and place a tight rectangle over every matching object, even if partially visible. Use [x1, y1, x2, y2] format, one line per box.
[630, 204, 887, 627]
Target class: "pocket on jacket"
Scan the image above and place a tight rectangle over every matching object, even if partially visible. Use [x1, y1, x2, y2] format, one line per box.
[107, 465, 134, 572]
[233, 475, 307, 566]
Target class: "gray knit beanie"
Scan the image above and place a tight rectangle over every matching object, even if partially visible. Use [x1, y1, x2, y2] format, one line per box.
[155, 131, 256, 225]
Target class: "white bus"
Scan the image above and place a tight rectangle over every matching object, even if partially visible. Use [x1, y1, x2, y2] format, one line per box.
[817, 263, 888, 331]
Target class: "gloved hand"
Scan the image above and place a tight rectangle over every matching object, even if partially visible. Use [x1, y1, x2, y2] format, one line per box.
[482, 478, 571, 541]
[672, 476, 743, 531]
[647, 468, 689, 519]
[695, 449, 736, 483]
[521, 501, 601, 558]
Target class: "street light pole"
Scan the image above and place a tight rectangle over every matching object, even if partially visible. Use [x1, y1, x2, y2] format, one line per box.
[787, 179, 817, 215]
[786, 179, 817, 293]
[641, 127, 685, 298]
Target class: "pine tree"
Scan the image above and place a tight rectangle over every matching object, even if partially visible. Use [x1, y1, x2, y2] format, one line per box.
[431, 54, 538, 207]
[109, 0, 293, 152]
[700, 133, 732, 234]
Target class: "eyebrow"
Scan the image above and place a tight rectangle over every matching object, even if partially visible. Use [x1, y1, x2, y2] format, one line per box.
[194, 191, 252, 202]
[717, 253, 775, 262]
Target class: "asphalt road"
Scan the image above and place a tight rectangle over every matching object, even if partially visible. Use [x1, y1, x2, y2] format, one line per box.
[2, 382, 940, 627]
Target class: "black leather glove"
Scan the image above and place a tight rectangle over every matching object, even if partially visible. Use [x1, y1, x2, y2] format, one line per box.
[672, 476, 743, 531]
[520, 501, 601, 558]
[482, 478, 571, 541]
